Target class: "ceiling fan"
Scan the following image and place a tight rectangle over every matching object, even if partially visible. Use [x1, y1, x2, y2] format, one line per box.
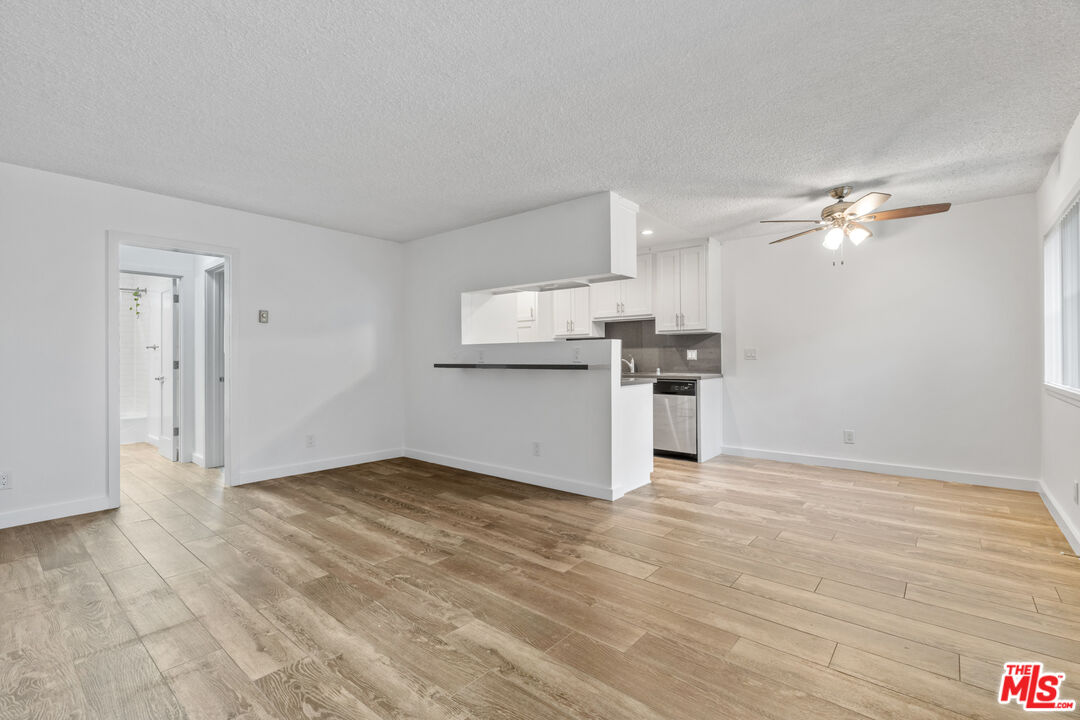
[762, 186, 951, 248]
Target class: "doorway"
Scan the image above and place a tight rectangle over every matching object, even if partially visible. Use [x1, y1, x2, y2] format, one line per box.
[108, 232, 234, 509]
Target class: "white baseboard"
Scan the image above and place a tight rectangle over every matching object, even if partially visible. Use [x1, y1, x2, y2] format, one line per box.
[231, 448, 405, 486]
[0, 495, 114, 530]
[611, 475, 652, 500]
[720, 446, 1040, 492]
[192, 453, 206, 468]
[404, 448, 617, 500]
[1039, 482, 1080, 556]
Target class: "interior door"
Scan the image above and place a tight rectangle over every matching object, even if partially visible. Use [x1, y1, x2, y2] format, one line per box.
[678, 245, 708, 331]
[621, 253, 653, 317]
[653, 249, 681, 332]
[159, 281, 179, 461]
[146, 289, 164, 449]
[206, 266, 226, 468]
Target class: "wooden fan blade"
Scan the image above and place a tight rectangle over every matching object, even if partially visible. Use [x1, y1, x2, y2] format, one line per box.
[769, 226, 825, 244]
[858, 203, 951, 222]
[759, 219, 822, 224]
[845, 191, 891, 218]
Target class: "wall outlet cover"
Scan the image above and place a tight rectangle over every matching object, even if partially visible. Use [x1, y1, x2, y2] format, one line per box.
[532, 442, 541, 457]
[843, 430, 855, 444]
[305, 434, 316, 448]
[0, 471, 9, 490]
[687, 349, 697, 360]
[744, 348, 757, 360]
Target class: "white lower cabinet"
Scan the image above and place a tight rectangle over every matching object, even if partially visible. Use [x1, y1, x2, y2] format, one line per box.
[553, 287, 602, 338]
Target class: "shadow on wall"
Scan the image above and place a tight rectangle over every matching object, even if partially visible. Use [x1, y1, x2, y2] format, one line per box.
[605, 319, 721, 374]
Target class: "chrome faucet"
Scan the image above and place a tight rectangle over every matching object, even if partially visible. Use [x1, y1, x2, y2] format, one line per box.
[621, 356, 636, 374]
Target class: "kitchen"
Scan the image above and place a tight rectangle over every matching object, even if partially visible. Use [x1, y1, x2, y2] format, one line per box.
[448, 202, 724, 492]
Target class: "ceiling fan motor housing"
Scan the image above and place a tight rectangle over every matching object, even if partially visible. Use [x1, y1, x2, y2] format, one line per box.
[821, 201, 853, 221]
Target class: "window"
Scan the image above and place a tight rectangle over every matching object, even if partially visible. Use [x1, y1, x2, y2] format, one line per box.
[1046, 201, 1080, 390]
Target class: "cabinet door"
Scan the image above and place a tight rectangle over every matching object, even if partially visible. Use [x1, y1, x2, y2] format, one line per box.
[653, 249, 681, 332]
[622, 253, 653, 317]
[590, 280, 622, 320]
[570, 287, 592, 335]
[678, 245, 708, 331]
[552, 288, 574, 336]
[515, 291, 538, 323]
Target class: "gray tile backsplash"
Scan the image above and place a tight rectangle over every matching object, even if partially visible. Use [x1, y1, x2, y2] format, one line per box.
[605, 319, 721, 374]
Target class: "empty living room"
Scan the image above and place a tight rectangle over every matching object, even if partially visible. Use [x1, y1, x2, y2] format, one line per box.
[3, 2, 1080, 718]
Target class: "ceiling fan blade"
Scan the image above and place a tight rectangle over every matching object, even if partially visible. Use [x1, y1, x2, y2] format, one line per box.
[858, 203, 951, 222]
[845, 191, 891, 218]
[769, 226, 825, 244]
[759, 219, 822, 224]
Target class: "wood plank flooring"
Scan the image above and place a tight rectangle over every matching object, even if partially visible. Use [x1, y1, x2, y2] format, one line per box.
[2, 442, 1079, 718]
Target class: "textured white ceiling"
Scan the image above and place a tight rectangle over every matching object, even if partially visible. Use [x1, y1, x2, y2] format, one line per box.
[2, 1, 1079, 241]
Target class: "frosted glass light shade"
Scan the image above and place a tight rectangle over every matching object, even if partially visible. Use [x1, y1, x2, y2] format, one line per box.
[848, 225, 871, 245]
[822, 226, 845, 250]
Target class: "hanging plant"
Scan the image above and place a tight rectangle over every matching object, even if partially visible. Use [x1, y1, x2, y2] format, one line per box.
[128, 289, 142, 318]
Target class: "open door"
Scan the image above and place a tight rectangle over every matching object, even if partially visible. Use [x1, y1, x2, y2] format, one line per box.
[158, 280, 179, 461]
[205, 265, 226, 468]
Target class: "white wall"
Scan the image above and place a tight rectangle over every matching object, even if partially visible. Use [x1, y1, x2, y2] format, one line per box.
[721, 193, 1043, 490]
[1037, 112, 1080, 553]
[0, 161, 405, 528]
[403, 194, 651, 499]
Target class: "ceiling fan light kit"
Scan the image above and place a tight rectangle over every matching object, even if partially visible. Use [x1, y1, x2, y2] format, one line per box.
[763, 186, 951, 252]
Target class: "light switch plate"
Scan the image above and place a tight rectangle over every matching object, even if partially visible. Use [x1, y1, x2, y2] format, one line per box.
[258, 310, 269, 324]
[744, 348, 757, 360]
[843, 430, 855, 444]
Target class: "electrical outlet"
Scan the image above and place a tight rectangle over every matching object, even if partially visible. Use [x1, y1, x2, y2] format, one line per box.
[532, 442, 541, 457]
[0, 471, 9, 490]
[573, 348, 582, 363]
[305, 434, 316, 448]
[744, 348, 757, 360]
[686, 349, 698, 361]
[843, 430, 855, 444]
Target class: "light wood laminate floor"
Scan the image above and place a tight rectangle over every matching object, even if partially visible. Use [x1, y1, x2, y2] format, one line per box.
[2, 443, 1080, 719]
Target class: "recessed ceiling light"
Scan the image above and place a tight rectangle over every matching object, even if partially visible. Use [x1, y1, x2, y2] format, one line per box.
[641, 229, 654, 236]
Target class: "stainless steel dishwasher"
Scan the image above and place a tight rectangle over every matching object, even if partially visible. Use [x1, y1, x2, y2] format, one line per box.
[653, 379, 698, 459]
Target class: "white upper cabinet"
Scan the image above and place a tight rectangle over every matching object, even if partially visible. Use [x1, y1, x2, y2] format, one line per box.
[591, 253, 653, 321]
[653, 248, 681, 332]
[515, 291, 538, 323]
[622, 253, 653, 317]
[553, 287, 602, 338]
[590, 280, 622, 320]
[652, 239, 721, 334]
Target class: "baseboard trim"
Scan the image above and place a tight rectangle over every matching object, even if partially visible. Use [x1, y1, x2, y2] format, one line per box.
[404, 448, 616, 500]
[720, 446, 1040, 492]
[611, 475, 652, 500]
[1039, 482, 1080, 556]
[192, 453, 205, 468]
[0, 495, 115, 530]
[232, 448, 405, 486]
